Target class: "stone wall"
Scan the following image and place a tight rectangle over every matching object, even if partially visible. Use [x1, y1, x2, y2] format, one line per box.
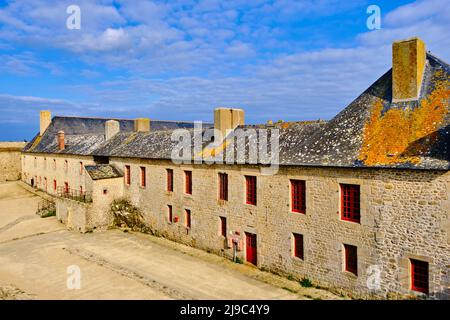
[21, 153, 95, 194]
[0, 142, 26, 182]
[109, 157, 450, 299]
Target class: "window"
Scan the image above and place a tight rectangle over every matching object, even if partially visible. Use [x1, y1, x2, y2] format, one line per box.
[64, 182, 69, 194]
[44, 158, 47, 169]
[219, 173, 228, 201]
[53, 159, 56, 170]
[103, 188, 108, 195]
[293, 233, 304, 260]
[220, 216, 227, 237]
[140, 167, 146, 187]
[167, 205, 173, 223]
[44, 178, 47, 190]
[344, 244, 358, 275]
[291, 180, 306, 213]
[340, 184, 360, 223]
[167, 169, 173, 192]
[125, 165, 131, 185]
[64, 160, 68, 172]
[53, 179, 57, 191]
[184, 171, 192, 195]
[411, 259, 429, 294]
[34, 157, 37, 168]
[80, 162, 84, 175]
[245, 176, 257, 205]
[185, 209, 191, 228]
[80, 186, 83, 194]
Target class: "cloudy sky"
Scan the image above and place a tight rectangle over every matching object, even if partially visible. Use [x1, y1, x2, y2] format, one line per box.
[0, 0, 449, 141]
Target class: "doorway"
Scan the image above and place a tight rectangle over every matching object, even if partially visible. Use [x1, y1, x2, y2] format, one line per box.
[245, 232, 257, 265]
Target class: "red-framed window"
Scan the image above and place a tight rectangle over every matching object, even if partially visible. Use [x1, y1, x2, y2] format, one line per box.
[167, 169, 173, 192]
[125, 165, 131, 185]
[64, 182, 69, 194]
[185, 209, 191, 228]
[167, 205, 173, 223]
[293, 233, 304, 260]
[340, 184, 360, 223]
[344, 244, 358, 275]
[291, 180, 306, 213]
[220, 216, 227, 237]
[245, 176, 257, 205]
[219, 173, 228, 201]
[140, 167, 146, 187]
[80, 162, 83, 175]
[184, 171, 192, 195]
[411, 259, 429, 294]
[53, 179, 57, 191]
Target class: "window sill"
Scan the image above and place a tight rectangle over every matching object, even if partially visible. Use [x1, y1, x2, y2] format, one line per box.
[343, 270, 358, 278]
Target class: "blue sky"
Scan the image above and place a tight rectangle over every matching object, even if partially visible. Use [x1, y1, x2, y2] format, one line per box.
[0, 0, 449, 141]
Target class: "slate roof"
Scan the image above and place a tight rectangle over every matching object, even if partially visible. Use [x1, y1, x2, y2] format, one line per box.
[23, 116, 212, 156]
[22, 53, 450, 170]
[85, 164, 123, 180]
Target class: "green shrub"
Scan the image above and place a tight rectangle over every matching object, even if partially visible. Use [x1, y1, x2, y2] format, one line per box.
[300, 277, 313, 288]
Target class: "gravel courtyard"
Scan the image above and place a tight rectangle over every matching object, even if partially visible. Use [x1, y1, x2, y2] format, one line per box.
[0, 181, 339, 300]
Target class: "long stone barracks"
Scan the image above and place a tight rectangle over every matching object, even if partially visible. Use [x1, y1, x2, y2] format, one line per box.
[21, 38, 449, 299]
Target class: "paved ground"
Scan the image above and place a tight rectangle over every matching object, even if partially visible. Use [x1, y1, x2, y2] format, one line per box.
[0, 181, 340, 300]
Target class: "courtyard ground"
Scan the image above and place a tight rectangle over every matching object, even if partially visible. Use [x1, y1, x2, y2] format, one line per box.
[0, 181, 340, 300]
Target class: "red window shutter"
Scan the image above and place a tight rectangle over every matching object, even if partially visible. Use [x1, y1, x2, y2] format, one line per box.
[293, 233, 304, 259]
[185, 171, 192, 194]
[245, 176, 257, 205]
[167, 169, 173, 192]
[220, 216, 227, 236]
[140, 167, 146, 187]
[125, 165, 131, 185]
[291, 180, 306, 213]
[344, 244, 358, 275]
[185, 209, 191, 228]
[219, 173, 228, 201]
[53, 180, 57, 191]
[411, 259, 429, 294]
[341, 184, 360, 223]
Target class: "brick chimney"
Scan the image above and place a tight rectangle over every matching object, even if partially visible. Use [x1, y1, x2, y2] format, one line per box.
[57, 131, 65, 150]
[134, 118, 150, 132]
[392, 37, 426, 102]
[40, 110, 51, 136]
[105, 120, 120, 140]
[214, 108, 245, 140]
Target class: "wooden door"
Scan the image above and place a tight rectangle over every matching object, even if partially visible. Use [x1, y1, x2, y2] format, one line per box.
[245, 232, 257, 265]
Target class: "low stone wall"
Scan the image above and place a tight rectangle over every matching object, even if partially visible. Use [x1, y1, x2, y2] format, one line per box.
[0, 142, 25, 182]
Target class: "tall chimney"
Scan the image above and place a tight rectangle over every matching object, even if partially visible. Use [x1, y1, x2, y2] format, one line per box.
[40, 110, 52, 136]
[392, 37, 426, 102]
[58, 131, 65, 150]
[105, 120, 120, 140]
[214, 108, 245, 140]
[134, 118, 150, 132]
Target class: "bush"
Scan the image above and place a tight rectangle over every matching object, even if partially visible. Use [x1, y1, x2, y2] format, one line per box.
[300, 277, 313, 288]
[109, 198, 150, 233]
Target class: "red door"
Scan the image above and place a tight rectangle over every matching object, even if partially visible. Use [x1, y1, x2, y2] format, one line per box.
[245, 232, 257, 265]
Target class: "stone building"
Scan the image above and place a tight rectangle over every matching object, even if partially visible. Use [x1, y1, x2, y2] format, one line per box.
[21, 38, 450, 299]
[0, 142, 26, 182]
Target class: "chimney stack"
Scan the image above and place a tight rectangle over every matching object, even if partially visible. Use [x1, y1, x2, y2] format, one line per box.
[392, 37, 426, 102]
[134, 118, 150, 132]
[105, 120, 120, 140]
[57, 131, 65, 150]
[40, 110, 51, 136]
[214, 108, 245, 140]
